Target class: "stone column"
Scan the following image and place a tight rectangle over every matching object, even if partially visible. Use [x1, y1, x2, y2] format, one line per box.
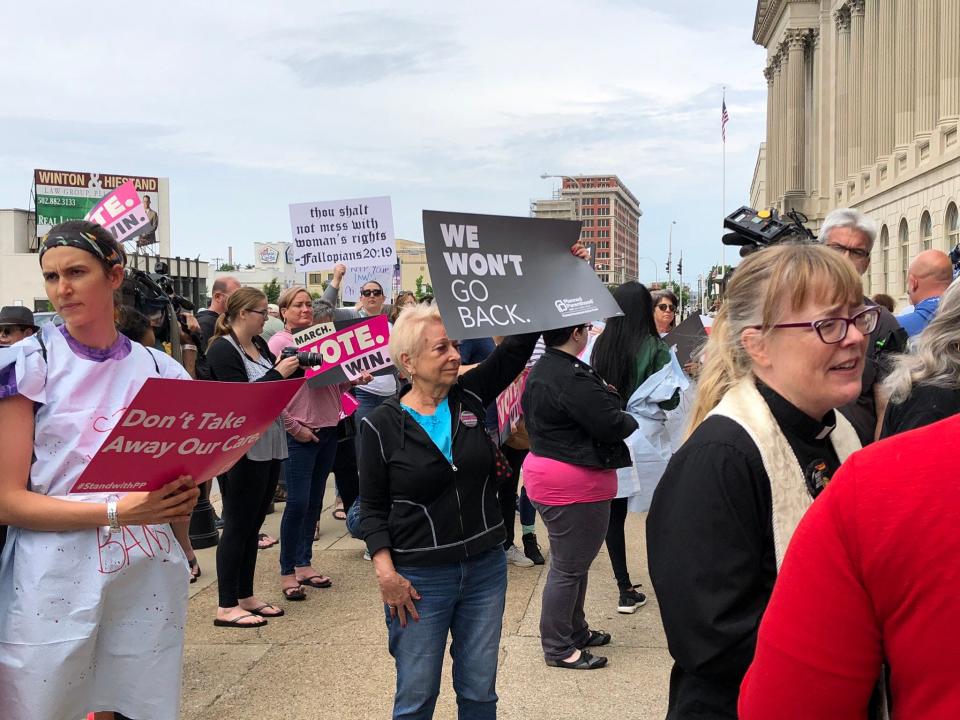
[764, 65, 776, 205]
[894, 0, 915, 147]
[777, 53, 788, 204]
[861, 0, 878, 168]
[915, 0, 939, 135]
[848, 1, 864, 176]
[940, 0, 960, 123]
[786, 30, 807, 194]
[835, 7, 851, 180]
[809, 29, 821, 196]
[876, 0, 897, 157]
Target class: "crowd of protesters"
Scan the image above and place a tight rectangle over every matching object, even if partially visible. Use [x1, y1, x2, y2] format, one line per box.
[2, 203, 960, 719]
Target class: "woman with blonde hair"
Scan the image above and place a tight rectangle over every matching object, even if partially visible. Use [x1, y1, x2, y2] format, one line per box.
[206, 287, 300, 626]
[881, 279, 960, 437]
[647, 243, 877, 718]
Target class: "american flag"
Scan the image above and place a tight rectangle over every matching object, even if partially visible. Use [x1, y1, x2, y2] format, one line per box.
[721, 99, 729, 143]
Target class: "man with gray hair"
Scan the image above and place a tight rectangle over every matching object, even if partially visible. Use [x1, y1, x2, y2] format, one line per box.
[820, 208, 902, 444]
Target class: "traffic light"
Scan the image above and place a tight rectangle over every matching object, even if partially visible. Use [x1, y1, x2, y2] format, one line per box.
[666, 259, 671, 274]
[677, 258, 683, 275]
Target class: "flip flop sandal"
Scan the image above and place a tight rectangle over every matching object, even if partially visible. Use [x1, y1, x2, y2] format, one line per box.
[188, 557, 201, 584]
[257, 533, 278, 550]
[282, 585, 307, 601]
[213, 613, 267, 628]
[247, 604, 285, 618]
[296, 574, 333, 589]
[332, 508, 347, 521]
[313, 523, 320, 541]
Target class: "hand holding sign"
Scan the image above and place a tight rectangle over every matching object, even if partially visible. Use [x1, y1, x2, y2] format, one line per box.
[118, 476, 200, 526]
[423, 211, 622, 341]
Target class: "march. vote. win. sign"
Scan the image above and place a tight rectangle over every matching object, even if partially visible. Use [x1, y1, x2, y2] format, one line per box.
[422, 211, 623, 341]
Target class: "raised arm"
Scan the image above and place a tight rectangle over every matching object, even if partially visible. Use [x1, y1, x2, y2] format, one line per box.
[458, 332, 539, 406]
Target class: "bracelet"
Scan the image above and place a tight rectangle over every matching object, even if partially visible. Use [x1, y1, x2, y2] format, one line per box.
[181, 344, 198, 352]
[106, 495, 122, 534]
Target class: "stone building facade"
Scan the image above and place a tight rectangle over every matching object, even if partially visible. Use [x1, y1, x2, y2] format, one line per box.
[751, 0, 960, 302]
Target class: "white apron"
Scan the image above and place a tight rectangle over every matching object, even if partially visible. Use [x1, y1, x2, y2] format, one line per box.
[0, 324, 191, 720]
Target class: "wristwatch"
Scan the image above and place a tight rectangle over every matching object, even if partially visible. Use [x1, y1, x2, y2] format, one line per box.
[106, 495, 122, 534]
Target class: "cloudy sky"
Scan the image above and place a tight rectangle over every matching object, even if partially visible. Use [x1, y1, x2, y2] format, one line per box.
[1, 0, 767, 286]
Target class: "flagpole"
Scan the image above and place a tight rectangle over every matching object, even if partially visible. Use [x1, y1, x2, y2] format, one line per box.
[722, 85, 726, 273]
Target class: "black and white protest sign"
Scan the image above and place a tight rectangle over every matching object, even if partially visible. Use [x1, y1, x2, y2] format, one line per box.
[289, 196, 396, 273]
[422, 211, 623, 340]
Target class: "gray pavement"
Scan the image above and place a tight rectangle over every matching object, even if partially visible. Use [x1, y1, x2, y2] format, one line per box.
[181, 482, 672, 719]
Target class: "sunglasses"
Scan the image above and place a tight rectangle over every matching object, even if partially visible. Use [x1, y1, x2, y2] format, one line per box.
[656, 304, 676, 313]
[361, 289, 383, 298]
[248, 308, 269, 317]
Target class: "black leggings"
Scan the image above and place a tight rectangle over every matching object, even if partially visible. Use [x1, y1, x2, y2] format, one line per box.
[333, 434, 359, 511]
[499, 445, 528, 547]
[216, 456, 280, 607]
[605, 497, 632, 591]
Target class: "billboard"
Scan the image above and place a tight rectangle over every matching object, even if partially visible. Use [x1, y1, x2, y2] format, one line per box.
[34, 169, 162, 246]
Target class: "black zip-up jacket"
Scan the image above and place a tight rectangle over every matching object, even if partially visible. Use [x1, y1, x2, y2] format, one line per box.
[522, 347, 638, 469]
[358, 332, 538, 566]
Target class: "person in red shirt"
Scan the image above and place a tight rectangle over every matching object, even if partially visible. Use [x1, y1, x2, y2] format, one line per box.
[739, 414, 960, 719]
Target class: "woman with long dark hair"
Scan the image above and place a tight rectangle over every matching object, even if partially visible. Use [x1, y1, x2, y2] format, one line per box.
[590, 282, 679, 613]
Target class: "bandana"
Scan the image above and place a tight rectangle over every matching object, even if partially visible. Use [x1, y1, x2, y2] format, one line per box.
[38, 227, 125, 268]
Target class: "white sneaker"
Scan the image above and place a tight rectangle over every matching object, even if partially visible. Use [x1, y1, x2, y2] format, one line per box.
[505, 545, 535, 567]
[362, 550, 371, 561]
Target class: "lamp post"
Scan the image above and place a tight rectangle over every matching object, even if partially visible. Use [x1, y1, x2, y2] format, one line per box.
[667, 220, 677, 283]
[638, 256, 659, 285]
[540, 173, 584, 224]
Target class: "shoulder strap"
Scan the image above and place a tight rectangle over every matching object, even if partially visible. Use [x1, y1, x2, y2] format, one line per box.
[35, 332, 48, 364]
[144, 347, 162, 375]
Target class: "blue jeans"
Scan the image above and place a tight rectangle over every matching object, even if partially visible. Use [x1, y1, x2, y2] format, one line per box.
[354, 389, 390, 430]
[518, 486, 536, 527]
[279, 427, 338, 575]
[388, 547, 507, 720]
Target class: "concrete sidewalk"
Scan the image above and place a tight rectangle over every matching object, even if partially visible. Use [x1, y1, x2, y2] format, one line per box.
[180, 483, 671, 719]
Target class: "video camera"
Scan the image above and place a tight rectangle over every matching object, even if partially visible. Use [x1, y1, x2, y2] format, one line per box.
[722, 206, 816, 257]
[121, 261, 198, 359]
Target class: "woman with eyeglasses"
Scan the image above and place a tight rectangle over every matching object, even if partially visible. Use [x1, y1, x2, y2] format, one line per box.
[647, 243, 875, 718]
[206, 288, 301, 627]
[521, 321, 640, 670]
[652, 290, 679, 336]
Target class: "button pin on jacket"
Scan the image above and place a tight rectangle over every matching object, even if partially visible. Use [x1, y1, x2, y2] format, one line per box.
[460, 411, 478, 427]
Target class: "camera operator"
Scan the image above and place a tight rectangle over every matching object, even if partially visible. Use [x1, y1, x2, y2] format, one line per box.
[819, 208, 902, 445]
[197, 276, 241, 350]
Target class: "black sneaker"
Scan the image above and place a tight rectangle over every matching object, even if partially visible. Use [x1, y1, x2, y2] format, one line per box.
[617, 588, 647, 614]
[522, 532, 545, 565]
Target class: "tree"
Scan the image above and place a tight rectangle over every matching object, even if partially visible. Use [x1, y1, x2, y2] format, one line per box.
[217, 263, 237, 271]
[414, 275, 434, 300]
[263, 278, 282, 304]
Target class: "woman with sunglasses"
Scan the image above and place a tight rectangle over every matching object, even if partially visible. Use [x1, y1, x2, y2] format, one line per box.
[646, 244, 876, 718]
[521, 321, 640, 670]
[652, 290, 679, 336]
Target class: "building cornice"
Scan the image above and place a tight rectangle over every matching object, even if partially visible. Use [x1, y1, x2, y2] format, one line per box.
[754, 0, 819, 48]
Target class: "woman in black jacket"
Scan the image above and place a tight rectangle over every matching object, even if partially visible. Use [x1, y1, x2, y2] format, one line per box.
[881, 279, 960, 438]
[358, 303, 539, 719]
[521, 322, 639, 670]
[205, 287, 300, 628]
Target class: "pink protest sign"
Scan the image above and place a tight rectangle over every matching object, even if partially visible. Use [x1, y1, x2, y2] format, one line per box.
[302, 315, 394, 388]
[496, 372, 527, 444]
[84, 180, 152, 244]
[69, 377, 304, 493]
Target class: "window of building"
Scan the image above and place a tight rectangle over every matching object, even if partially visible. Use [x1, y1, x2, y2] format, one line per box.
[920, 211, 933, 251]
[899, 218, 910, 293]
[308, 273, 323, 285]
[945, 202, 959, 251]
[597, 219, 610, 227]
[879, 226, 889, 293]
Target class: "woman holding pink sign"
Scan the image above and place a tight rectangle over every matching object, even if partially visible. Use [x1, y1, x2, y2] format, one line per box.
[268, 287, 370, 601]
[0, 220, 200, 720]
